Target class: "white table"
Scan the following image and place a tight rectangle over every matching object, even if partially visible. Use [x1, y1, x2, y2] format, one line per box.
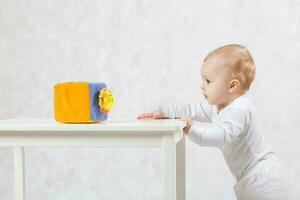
[0, 119, 186, 200]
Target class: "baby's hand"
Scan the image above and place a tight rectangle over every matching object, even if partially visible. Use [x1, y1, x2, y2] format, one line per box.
[137, 109, 163, 120]
[181, 116, 193, 135]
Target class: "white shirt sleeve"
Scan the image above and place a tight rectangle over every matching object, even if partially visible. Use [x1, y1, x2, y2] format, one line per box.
[160, 100, 213, 122]
[188, 108, 249, 147]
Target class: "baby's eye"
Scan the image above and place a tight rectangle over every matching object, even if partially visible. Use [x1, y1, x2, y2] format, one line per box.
[206, 79, 211, 84]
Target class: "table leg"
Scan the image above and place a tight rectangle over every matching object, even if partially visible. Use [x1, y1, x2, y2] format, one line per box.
[163, 135, 176, 200]
[176, 134, 185, 200]
[163, 134, 185, 200]
[14, 147, 25, 200]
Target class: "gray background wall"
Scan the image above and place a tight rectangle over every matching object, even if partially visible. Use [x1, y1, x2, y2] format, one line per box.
[0, 0, 299, 199]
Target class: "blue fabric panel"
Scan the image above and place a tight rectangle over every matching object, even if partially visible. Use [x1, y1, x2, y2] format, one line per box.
[88, 82, 108, 121]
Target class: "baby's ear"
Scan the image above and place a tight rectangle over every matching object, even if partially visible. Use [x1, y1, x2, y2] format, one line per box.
[229, 79, 240, 93]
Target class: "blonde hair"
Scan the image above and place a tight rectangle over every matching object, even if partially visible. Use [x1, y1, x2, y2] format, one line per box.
[204, 44, 255, 91]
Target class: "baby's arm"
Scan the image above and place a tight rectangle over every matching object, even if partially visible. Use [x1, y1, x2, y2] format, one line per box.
[160, 101, 213, 122]
[137, 101, 213, 121]
[187, 108, 249, 146]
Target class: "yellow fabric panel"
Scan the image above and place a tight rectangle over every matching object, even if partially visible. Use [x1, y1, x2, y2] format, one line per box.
[54, 82, 91, 123]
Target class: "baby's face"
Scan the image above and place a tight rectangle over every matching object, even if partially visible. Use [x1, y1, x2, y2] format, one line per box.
[200, 55, 232, 107]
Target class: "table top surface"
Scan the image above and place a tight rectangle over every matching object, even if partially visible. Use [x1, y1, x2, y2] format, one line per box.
[0, 118, 187, 132]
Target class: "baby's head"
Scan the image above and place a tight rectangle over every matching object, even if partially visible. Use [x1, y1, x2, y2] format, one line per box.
[201, 44, 255, 109]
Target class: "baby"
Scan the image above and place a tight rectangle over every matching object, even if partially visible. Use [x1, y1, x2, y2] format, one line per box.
[137, 44, 287, 200]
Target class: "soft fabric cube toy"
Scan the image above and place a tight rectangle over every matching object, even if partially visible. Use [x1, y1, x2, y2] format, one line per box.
[54, 82, 114, 123]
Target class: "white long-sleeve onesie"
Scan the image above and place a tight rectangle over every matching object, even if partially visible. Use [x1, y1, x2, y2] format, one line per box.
[161, 95, 287, 200]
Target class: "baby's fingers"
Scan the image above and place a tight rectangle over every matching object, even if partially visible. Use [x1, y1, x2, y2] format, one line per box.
[137, 113, 154, 119]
